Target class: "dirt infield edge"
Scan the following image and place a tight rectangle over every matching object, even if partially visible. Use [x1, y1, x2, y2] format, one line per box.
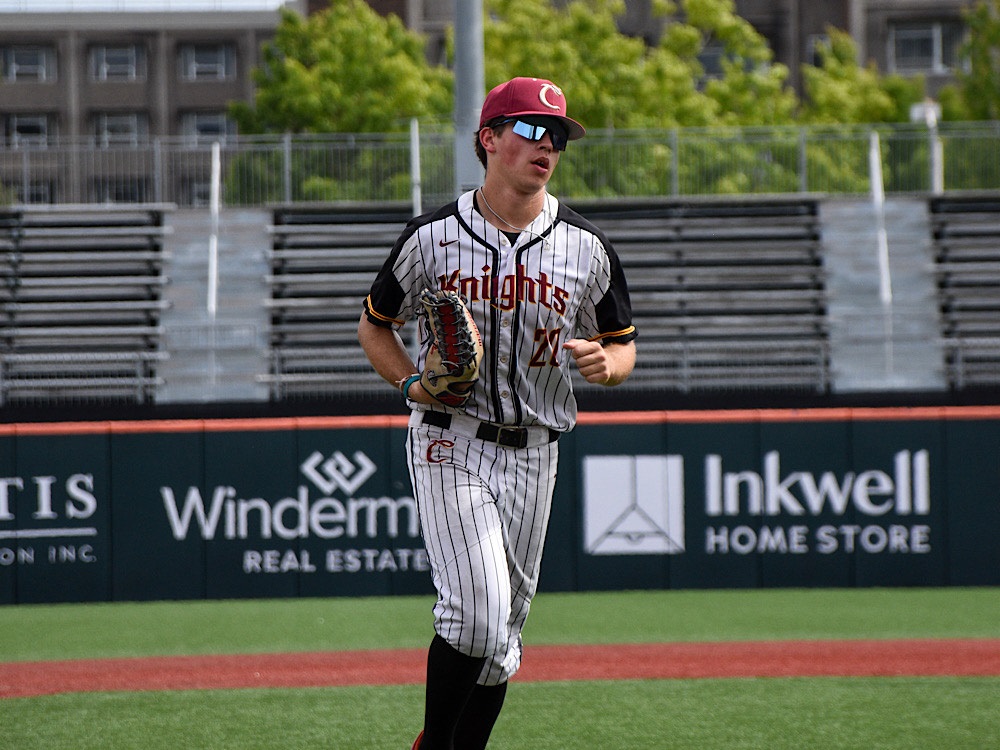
[3, 638, 998, 699]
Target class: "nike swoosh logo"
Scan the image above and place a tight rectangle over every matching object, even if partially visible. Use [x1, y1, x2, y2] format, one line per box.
[439, 238, 460, 247]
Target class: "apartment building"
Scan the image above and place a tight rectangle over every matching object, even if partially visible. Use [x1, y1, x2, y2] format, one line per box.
[735, 0, 972, 95]
[0, 1, 302, 203]
[368, 0, 975, 95]
[0, 0, 979, 204]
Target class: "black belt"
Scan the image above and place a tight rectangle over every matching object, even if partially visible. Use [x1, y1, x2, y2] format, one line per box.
[421, 411, 559, 449]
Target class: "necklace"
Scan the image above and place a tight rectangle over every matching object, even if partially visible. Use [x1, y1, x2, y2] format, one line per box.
[478, 188, 528, 233]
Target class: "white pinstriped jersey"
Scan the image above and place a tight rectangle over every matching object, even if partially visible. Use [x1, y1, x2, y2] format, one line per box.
[364, 189, 635, 432]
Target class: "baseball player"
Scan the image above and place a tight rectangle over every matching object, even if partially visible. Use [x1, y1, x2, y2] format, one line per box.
[358, 76, 636, 750]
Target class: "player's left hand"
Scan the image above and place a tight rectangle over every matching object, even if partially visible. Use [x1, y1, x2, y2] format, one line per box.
[563, 339, 613, 384]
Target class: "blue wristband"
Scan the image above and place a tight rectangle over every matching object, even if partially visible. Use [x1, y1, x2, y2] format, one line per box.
[400, 373, 422, 400]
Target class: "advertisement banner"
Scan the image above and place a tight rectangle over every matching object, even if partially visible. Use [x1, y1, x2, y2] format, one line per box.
[1, 430, 112, 604]
[0, 407, 997, 604]
[111, 430, 207, 601]
[146, 422, 432, 602]
[576, 410, 988, 588]
[943, 419, 1000, 585]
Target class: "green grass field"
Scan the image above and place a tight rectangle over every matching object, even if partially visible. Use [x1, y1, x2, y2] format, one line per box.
[2, 588, 998, 749]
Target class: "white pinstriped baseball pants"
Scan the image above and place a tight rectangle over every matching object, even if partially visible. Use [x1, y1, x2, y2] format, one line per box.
[406, 411, 559, 686]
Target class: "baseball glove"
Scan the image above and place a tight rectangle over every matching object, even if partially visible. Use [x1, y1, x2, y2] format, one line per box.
[418, 288, 484, 407]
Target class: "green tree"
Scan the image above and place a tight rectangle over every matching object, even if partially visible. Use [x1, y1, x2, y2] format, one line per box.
[482, 0, 709, 129]
[684, 0, 797, 125]
[954, 0, 1000, 120]
[937, 84, 971, 121]
[799, 28, 923, 124]
[231, 1, 452, 134]
[227, 0, 944, 200]
[481, 0, 796, 129]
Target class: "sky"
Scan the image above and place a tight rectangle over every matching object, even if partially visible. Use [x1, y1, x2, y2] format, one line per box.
[0, 0, 291, 11]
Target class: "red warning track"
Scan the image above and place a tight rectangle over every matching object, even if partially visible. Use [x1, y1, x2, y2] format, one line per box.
[2, 403, 1000, 438]
[2, 639, 998, 699]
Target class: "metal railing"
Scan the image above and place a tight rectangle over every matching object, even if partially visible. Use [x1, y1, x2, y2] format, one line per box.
[0, 1, 293, 10]
[1, 122, 998, 209]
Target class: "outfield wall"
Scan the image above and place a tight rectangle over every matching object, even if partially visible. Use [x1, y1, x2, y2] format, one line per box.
[1, 406, 998, 604]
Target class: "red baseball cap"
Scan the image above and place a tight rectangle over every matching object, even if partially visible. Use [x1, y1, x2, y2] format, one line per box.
[479, 77, 586, 141]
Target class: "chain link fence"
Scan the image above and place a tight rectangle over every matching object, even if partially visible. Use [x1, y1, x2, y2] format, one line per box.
[2, 122, 999, 209]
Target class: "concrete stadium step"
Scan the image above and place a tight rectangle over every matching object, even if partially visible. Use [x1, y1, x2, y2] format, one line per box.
[821, 197, 945, 392]
[158, 209, 270, 403]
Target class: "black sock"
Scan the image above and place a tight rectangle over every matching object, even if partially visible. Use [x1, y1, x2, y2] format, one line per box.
[420, 634, 488, 750]
[453, 681, 508, 750]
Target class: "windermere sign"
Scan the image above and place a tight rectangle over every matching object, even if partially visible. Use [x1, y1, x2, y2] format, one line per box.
[0, 408, 997, 603]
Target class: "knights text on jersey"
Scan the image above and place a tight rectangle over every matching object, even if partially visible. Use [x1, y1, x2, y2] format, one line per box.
[364, 189, 635, 432]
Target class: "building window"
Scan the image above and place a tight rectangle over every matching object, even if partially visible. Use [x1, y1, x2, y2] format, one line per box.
[8, 180, 54, 205]
[889, 22, 964, 75]
[90, 44, 146, 82]
[806, 34, 831, 67]
[179, 43, 236, 81]
[2, 45, 56, 82]
[697, 43, 725, 80]
[90, 177, 149, 204]
[183, 178, 213, 207]
[181, 111, 236, 144]
[93, 112, 149, 148]
[695, 43, 759, 88]
[6, 114, 53, 148]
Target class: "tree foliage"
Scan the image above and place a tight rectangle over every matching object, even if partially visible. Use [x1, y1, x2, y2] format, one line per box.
[226, 0, 980, 201]
[799, 28, 923, 124]
[481, 0, 796, 128]
[231, 1, 451, 134]
[954, 0, 1000, 120]
[685, 0, 797, 125]
[235, 0, 961, 134]
[482, 0, 701, 128]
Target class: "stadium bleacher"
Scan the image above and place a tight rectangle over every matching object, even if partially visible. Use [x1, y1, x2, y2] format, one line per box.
[571, 198, 830, 393]
[0, 204, 171, 404]
[262, 203, 412, 399]
[263, 197, 830, 399]
[9, 194, 1000, 408]
[931, 194, 1000, 389]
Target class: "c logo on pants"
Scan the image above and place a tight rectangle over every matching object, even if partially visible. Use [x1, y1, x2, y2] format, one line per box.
[427, 439, 455, 464]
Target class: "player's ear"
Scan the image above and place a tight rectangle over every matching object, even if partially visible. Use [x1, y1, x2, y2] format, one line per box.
[479, 126, 498, 154]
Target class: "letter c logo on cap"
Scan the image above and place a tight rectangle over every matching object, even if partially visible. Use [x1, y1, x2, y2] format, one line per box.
[538, 83, 563, 110]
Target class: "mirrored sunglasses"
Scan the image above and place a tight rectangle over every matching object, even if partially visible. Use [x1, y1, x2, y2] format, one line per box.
[502, 119, 568, 151]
